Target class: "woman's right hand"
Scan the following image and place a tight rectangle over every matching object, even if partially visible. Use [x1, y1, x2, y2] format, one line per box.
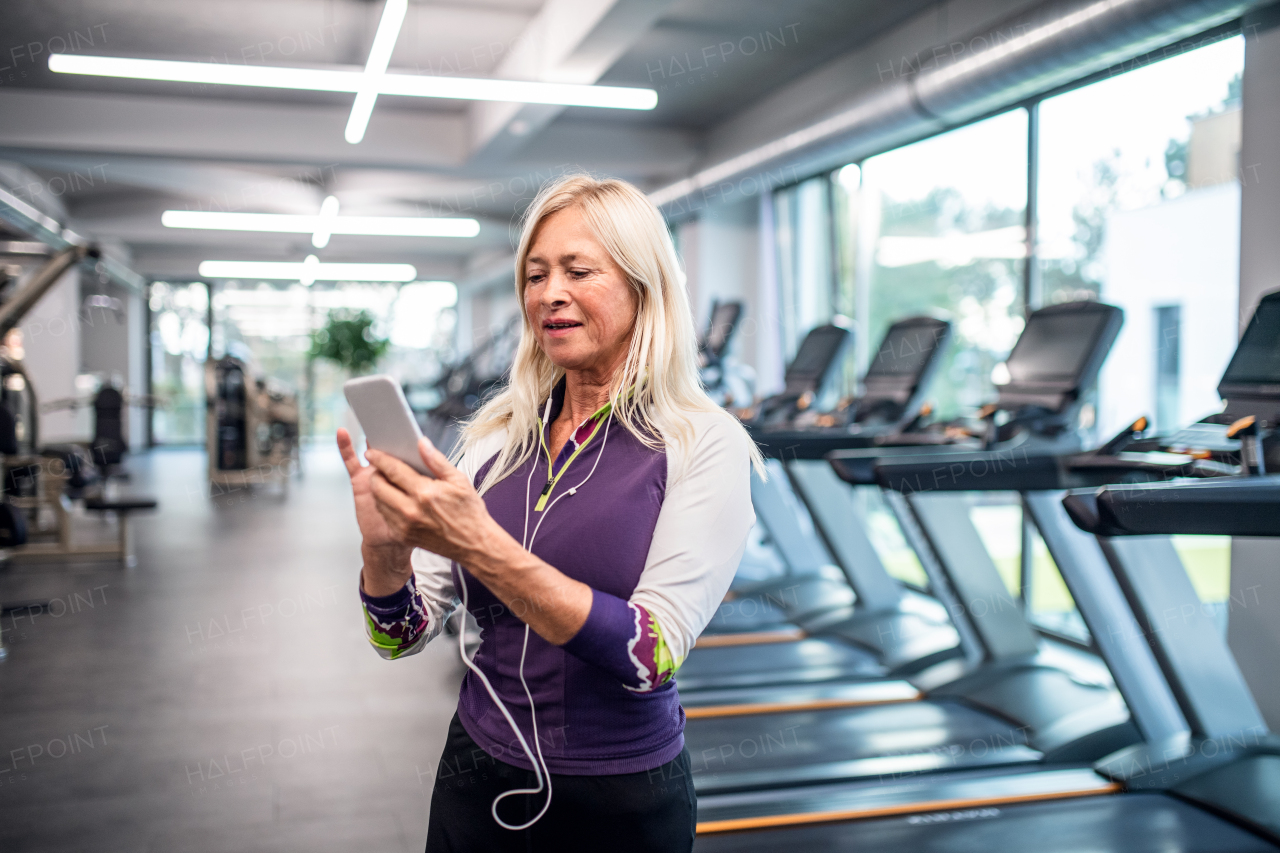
[338, 428, 413, 594]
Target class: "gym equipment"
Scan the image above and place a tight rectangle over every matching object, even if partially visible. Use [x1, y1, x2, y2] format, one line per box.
[704, 316, 953, 639]
[686, 317, 958, 701]
[698, 300, 754, 407]
[1051, 295, 1280, 841]
[691, 295, 1280, 849]
[413, 315, 520, 454]
[0, 251, 158, 568]
[204, 356, 299, 492]
[682, 302, 1129, 803]
[42, 382, 162, 480]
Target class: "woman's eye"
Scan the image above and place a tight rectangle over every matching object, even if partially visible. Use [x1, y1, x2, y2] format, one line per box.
[570, 269, 590, 278]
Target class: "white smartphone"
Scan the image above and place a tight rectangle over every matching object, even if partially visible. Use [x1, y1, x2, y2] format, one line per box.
[343, 375, 432, 476]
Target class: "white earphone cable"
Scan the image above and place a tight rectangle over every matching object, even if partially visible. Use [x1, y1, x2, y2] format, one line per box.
[453, 392, 611, 830]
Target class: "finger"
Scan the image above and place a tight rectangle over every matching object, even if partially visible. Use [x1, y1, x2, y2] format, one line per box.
[366, 449, 424, 494]
[369, 471, 421, 519]
[336, 429, 363, 478]
[418, 437, 467, 485]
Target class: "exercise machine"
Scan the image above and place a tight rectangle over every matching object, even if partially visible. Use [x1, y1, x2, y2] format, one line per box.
[698, 300, 754, 407]
[683, 303, 1130, 802]
[0, 248, 158, 568]
[413, 315, 520, 454]
[204, 356, 299, 493]
[703, 316, 953, 639]
[690, 295, 1280, 850]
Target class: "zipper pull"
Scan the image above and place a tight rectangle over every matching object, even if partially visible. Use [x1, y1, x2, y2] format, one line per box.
[534, 480, 553, 512]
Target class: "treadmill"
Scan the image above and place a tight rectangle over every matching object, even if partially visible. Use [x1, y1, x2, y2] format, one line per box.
[1055, 293, 1280, 842]
[684, 318, 956, 695]
[690, 304, 1110, 691]
[683, 302, 1135, 799]
[691, 296, 1280, 850]
[698, 299, 749, 408]
[698, 321, 859, 640]
[704, 316, 952, 633]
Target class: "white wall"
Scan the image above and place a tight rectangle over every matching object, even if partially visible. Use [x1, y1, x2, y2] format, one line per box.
[80, 280, 147, 449]
[1230, 4, 1280, 732]
[1098, 182, 1240, 437]
[676, 192, 789, 398]
[20, 266, 84, 443]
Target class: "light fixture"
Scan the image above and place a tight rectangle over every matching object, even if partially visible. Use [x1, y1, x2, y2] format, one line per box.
[198, 256, 417, 283]
[49, 53, 658, 110]
[311, 196, 340, 248]
[162, 209, 479, 239]
[50, 0, 655, 150]
[346, 0, 407, 144]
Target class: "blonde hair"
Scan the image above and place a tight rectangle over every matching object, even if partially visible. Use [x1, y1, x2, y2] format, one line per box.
[456, 174, 762, 494]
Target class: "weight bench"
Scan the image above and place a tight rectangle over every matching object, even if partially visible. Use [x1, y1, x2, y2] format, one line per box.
[83, 496, 158, 568]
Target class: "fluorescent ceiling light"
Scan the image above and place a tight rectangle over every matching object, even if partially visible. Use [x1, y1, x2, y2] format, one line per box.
[48, 54, 658, 111]
[198, 255, 417, 284]
[311, 196, 341, 248]
[163, 209, 479, 239]
[346, 0, 407, 144]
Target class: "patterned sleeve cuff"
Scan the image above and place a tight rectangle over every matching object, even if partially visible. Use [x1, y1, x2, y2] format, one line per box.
[359, 575, 430, 659]
[562, 590, 678, 693]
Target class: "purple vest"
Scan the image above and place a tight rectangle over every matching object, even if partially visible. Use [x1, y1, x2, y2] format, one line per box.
[453, 390, 681, 775]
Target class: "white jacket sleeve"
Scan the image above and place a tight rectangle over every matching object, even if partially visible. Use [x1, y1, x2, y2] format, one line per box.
[631, 410, 756, 668]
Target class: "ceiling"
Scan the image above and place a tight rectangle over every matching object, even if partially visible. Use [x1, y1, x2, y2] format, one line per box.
[0, 0, 938, 286]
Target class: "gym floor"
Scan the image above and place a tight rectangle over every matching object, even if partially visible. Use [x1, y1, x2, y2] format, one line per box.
[0, 447, 461, 853]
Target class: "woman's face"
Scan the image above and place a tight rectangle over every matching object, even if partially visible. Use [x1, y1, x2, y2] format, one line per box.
[524, 205, 638, 376]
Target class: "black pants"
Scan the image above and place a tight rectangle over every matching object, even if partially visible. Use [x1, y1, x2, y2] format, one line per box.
[426, 713, 696, 853]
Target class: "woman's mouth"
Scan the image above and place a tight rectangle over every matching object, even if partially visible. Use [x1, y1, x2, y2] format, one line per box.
[543, 319, 582, 337]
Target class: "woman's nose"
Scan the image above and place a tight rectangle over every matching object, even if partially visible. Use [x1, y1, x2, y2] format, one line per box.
[542, 271, 572, 307]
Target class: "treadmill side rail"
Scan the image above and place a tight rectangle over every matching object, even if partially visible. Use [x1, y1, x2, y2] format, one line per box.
[1024, 492, 1189, 747]
[1100, 535, 1267, 742]
[785, 460, 904, 611]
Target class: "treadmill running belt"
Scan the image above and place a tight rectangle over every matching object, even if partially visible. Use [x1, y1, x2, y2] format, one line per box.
[677, 639, 883, 692]
[687, 700, 1037, 794]
[692, 792, 1278, 852]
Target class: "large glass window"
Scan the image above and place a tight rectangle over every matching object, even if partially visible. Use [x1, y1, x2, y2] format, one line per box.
[968, 494, 1091, 644]
[841, 109, 1029, 419]
[148, 281, 210, 445]
[774, 176, 837, 362]
[854, 486, 928, 589]
[205, 279, 456, 441]
[1037, 35, 1244, 439]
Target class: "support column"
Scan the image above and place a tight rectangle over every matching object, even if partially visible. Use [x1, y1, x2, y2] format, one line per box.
[1231, 5, 1280, 729]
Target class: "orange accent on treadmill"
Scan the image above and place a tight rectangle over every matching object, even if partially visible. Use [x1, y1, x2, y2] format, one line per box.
[684, 692, 921, 720]
[695, 782, 1123, 834]
[694, 628, 806, 648]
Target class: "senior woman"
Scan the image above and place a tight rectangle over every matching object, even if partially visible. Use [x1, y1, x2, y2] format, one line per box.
[337, 174, 759, 852]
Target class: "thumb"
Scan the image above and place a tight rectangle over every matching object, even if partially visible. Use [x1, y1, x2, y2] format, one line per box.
[418, 437, 465, 484]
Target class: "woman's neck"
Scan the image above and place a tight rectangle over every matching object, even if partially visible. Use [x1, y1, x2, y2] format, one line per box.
[561, 370, 614, 426]
[558, 342, 629, 426]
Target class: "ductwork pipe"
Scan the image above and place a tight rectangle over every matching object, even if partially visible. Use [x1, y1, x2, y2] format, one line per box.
[650, 0, 1271, 212]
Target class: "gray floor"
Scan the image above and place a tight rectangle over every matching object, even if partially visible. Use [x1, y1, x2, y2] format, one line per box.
[0, 447, 462, 852]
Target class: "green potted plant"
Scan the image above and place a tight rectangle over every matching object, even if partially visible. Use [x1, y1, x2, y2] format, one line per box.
[308, 309, 389, 375]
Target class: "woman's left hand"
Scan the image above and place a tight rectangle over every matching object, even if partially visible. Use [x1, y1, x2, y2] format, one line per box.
[365, 439, 504, 567]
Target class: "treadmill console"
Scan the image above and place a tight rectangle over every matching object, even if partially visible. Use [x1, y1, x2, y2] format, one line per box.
[751, 323, 852, 425]
[782, 324, 852, 399]
[857, 316, 951, 426]
[1218, 290, 1280, 422]
[994, 301, 1123, 419]
[698, 300, 743, 366]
